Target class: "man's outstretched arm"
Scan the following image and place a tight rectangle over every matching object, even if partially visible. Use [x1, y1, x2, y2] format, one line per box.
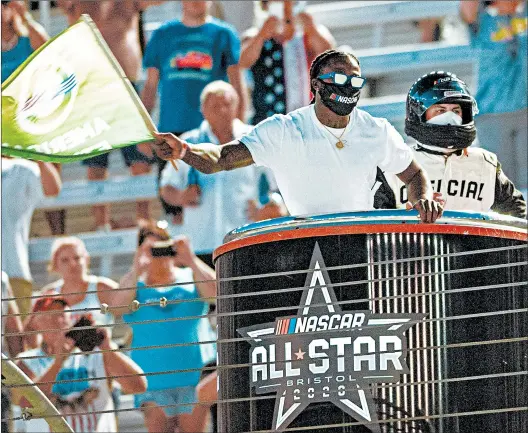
[152, 132, 254, 174]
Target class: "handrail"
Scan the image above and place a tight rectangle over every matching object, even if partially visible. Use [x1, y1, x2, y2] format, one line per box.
[306, 0, 461, 29]
[38, 174, 158, 210]
[29, 228, 138, 262]
[143, 1, 461, 33]
[358, 43, 474, 76]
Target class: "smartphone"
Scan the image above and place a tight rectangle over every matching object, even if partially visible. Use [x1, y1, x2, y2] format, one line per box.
[65, 316, 105, 352]
[151, 240, 177, 258]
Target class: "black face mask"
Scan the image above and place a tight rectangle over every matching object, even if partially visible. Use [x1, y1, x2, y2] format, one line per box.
[317, 80, 361, 116]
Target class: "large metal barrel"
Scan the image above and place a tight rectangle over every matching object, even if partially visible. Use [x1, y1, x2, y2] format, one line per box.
[214, 210, 527, 433]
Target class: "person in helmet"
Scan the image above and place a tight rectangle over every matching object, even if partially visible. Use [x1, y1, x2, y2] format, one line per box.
[387, 71, 526, 218]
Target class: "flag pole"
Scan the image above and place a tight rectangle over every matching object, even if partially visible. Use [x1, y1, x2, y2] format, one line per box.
[80, 15, 178, 170]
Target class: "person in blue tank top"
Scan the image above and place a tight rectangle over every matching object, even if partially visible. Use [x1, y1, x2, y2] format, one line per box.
[460, 0, 527, 190]
[110, 220, 217, 433]
[1, 1, 47, 82]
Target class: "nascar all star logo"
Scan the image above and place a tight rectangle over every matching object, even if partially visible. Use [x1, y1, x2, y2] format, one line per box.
[16, 61, 78, 136]
[238, 243, 424, 432]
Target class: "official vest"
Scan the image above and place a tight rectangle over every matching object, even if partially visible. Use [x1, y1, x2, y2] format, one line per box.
[389, 145, 497, 212]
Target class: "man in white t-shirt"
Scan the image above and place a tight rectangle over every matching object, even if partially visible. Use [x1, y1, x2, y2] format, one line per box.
[151, 49, 443, 223]
[15, 297, 146, 433]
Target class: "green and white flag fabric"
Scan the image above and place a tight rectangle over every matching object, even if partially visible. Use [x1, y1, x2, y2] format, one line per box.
[1, 15, 155, 162]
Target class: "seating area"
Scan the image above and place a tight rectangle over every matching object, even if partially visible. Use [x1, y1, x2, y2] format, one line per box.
[26, 0, 475, 290]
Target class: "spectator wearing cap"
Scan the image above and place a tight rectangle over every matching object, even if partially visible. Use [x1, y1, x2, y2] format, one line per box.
[460, 0, 527, 190]
[109, 220, 216, 433]
[15, 297, 146, 433]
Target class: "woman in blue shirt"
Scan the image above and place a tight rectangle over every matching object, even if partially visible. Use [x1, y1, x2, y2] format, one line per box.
[111, 220, 217, 433]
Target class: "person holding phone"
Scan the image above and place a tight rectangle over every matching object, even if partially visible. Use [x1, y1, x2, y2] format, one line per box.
[110, 220, 217, 433]
[15, 297, 146, 433]
[240, 0, 335, 124]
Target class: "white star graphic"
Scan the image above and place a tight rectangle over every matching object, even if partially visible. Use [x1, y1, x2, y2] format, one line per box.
[294, 348, 305, 360]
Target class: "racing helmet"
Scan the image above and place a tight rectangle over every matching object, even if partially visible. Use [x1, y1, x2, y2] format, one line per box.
[405, 71, 479, 150]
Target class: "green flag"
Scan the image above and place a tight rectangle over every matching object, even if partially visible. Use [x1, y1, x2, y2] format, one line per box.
[1, 15, 155, 163]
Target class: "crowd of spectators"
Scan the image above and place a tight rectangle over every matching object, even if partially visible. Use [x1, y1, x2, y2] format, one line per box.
[1, 1, 527, 432]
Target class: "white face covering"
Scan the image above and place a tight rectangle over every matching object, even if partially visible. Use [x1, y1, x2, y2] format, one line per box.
[426, 111, 463, 126]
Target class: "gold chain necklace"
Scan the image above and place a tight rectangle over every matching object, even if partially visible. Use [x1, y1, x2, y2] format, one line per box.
[322, 118, 350, 149]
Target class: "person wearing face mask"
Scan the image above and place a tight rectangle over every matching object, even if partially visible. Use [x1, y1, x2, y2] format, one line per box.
[387, 71, 526, 218]
[149, 49, 443, 223]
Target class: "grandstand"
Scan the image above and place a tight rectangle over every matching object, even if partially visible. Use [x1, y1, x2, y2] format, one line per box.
[4, 2, 526, 433]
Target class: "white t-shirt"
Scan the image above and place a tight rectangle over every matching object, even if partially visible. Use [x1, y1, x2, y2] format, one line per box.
[17, 348, 116, 433]
[240, 105, 413, 216]
[1, 158, 44, 281]
[161, 120, 278, 253]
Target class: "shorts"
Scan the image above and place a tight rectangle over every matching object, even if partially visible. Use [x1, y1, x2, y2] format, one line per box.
[135, 386, 196, 417]
[82, 82, 154, 169]
[81, 144, 154, 168]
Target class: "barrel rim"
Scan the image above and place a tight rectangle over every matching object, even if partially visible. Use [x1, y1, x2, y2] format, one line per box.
[214, 211, 527, 261]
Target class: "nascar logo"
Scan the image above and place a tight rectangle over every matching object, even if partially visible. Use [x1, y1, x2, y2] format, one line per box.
[239, 243, 423, 432]
[276, 313, 365, 335]
[330, 93, 358, 104]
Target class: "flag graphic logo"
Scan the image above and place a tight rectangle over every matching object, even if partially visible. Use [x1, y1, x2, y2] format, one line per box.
[2, 15, 155, 163]
[16, 62, 78, 135]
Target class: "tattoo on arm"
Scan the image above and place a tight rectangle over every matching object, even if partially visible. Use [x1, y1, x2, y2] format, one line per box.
[219, 143, 255, 171]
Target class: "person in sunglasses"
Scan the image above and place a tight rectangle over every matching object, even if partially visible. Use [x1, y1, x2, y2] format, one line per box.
[387, 71, 526, 218]
[151, 49, 443, 223]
